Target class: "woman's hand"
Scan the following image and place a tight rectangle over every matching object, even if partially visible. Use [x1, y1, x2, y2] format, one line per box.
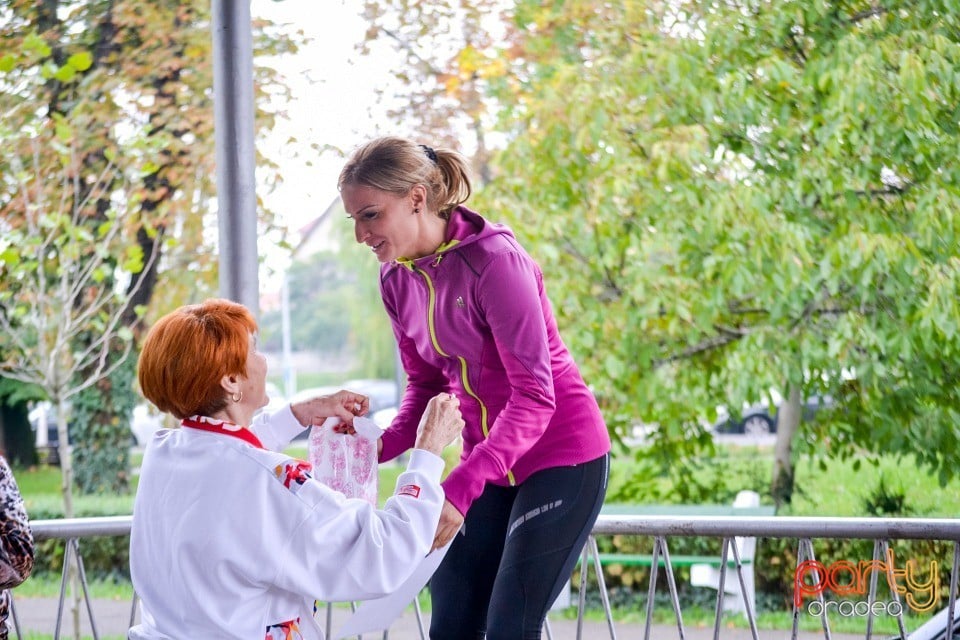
[414, 393, 463, 456]
[290, 389, 370, 428]
[432, 500, 464, 551]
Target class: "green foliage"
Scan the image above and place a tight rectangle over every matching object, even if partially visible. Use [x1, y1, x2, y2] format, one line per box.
[26, 501, 132, 579]
[338, 225, 401, 380]
[14, 445, 960, 615]
[0, 1, 301, 509]
[358, 0, 503, 180]
[259, 216, 398, 381]
[71, 357, 137, 495]
[0, 378, 44, 406]
[475, 1, 960, 499]
[261, 252, 356, 353]
[862, 473, 912, 517]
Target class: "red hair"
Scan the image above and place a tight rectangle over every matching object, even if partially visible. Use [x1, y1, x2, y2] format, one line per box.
[137, 299, 258, 420]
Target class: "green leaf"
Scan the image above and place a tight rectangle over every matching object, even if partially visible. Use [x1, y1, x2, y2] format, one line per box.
[66, 51, 93, 72]
[54, 120, 73, 143]
[0, 248, 19, 266]
[54, 65, 76, 83]
[122, 245, 145, 273]
[23, 33, 51, 57]
[0, 54, 15, 73]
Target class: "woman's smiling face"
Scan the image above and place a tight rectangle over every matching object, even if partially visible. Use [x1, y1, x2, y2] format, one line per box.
[341, 183, 421, 263]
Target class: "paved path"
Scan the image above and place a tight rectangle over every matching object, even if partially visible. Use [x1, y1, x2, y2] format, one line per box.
[11, 597, 867, 639]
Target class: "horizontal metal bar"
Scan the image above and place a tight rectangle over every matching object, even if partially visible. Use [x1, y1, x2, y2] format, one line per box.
[19, 514, 960, 640]
[31, 516, 133, 541]
[31, 514, 960, 543]
[592, 515, 960, 540]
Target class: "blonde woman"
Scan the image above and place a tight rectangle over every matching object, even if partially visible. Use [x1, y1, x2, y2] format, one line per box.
[340, 137, 611, 639]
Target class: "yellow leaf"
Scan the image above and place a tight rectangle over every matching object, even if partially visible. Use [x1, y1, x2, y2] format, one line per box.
[444, 74, 460, 96]
[54, 64, 76, 82]
[67, 51, 93, 71]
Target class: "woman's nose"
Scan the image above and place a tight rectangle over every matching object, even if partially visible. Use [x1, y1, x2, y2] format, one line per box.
[354, 223, 367, 244]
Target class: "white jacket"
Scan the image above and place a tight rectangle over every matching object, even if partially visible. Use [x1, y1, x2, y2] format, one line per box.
[128, 406, 445, 639]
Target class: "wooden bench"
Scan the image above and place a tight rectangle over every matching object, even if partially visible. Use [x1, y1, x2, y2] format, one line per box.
[589, 491, 775, 615]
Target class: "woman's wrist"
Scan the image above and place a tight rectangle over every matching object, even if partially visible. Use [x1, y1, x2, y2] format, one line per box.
[289, 401, 319, 428]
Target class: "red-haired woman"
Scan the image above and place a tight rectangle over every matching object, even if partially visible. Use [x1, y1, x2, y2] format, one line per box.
[129, 298, 463, 640]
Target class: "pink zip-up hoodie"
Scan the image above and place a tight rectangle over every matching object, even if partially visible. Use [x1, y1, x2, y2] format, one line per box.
[378, 206, 611, 516]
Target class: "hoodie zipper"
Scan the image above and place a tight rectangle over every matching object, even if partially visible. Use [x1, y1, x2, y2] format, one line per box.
[411, 262, 516, 486]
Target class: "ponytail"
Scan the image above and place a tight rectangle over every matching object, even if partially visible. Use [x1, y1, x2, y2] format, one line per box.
[339, 137, 472, 216]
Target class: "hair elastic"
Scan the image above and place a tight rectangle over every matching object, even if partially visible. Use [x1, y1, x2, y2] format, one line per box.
[419, 144, 438, 163]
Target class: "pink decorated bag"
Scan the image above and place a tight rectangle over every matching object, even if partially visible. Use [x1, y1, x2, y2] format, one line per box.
[307, 416, 383, 505]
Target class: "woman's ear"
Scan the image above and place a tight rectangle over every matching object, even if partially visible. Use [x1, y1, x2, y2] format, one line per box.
[220, 374, 240, 397]
[410, 184, 427, 212]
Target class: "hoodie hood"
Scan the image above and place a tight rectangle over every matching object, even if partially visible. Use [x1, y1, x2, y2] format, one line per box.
[393, 205, 512, 272]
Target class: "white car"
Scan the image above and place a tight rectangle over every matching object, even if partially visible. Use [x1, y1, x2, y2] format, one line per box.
[30, 400, 164, 453]
[903, 604, 960, 639]
[130, 403, 165, 447]
[371, 407, 397, 430]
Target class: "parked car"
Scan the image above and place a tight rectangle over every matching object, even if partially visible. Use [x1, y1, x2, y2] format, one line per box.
[288, 386, 341, 439]
[130, 403, 165, 447]
[712, 395, 834, 435]
[28, 402, 69, 463]
[341, 378, 399, 414]
[903, 604, 960, 639]
[371, 406, 397, 430]
[287, 380, 400, 439]
[29, 400, 165, 461]
[260, 382, 288, 415]
[289, 385, 342, 405]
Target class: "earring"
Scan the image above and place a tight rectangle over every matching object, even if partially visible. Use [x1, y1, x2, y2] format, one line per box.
[414, 207, 420, 214]
[231, 391, 243, 403]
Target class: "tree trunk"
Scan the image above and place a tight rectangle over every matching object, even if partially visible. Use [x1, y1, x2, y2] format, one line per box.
[55, 397, 75, 519]
[54, 396, 83, 640]
[771, 386, 802, 508]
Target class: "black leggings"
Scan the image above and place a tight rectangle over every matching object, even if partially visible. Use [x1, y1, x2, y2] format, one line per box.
[429, 453, 609, 640]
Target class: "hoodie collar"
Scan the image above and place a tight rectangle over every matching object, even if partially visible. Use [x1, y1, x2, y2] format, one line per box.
[396, 205, 487, 270]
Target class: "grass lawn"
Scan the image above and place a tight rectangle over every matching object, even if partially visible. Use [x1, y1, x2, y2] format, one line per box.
[606, 443, 960, 517]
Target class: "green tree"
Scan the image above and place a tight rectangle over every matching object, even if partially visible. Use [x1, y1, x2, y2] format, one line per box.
[477, 0, 960, 505]
[359, 0, 505, 182]
[1, 5, 298, 637]
[0, 98, 157, 518]
[260, 216, 397, 382]
[337, 218, 399, 381]
[0, 0, 298, 497]
[266, 251, 357, 354]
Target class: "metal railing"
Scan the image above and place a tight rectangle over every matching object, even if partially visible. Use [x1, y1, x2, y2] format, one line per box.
[13, 515, 960, 639]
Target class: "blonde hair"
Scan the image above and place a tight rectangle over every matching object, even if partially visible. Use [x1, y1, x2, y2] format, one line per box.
[338, 136, 472, 216]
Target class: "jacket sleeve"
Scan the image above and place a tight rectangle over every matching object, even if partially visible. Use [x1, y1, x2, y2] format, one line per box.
[378, 283, 449, 463]
[441, 249, 557, 514]
[250, 405, 307, 452]
[0, 457, 34, 590]
[268, 449, 446, 601]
